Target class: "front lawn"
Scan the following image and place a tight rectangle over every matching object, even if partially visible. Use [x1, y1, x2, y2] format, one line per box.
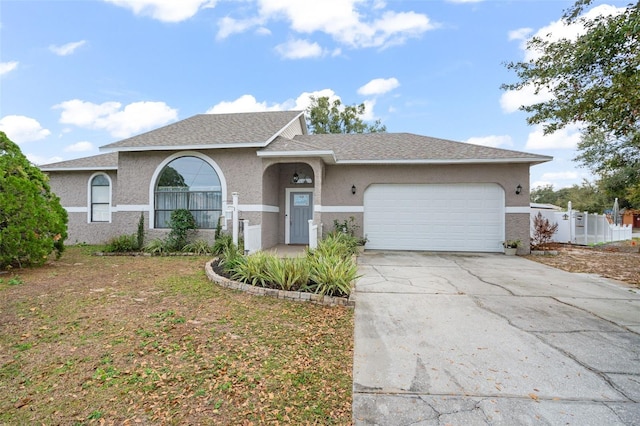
[0, 246, 354, 425]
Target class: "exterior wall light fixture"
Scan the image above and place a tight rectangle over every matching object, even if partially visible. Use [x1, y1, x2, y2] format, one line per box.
[515, 184, 522, 195]
[351, 185, 356, 195]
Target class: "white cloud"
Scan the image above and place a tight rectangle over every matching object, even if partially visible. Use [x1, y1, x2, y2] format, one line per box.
[206, 89, 343, 115]
[360, 99, 376, 121]
[217, 0, 435, 51]
[26, 154, 64, 166]
[531, 180, 554, 189]
[54, 99, 178, 138]
[466, 135, 513, 148]
[358, 77, 399, 96]
[508, 27, 532, 41]
[204, 89, 384, 127]
[105, 0, 216, 23]
[540, 171, 578, 181]
[206, 94, 288, 114]
[0, 115, 51, 144]
[0, 61, 18, 76]
[275, 39, 324, 59]
[292, 89, 340, 110]
[49, 40, 86, 56]
[525, 123, 583, 150]
[64, 141, 94, 152]
[217, 16, 265, 40]
[516, 4, 624, 62]
[500, 83, 553, 114]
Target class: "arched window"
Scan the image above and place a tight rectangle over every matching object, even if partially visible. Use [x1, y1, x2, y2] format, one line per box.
[91, 174, 110, 222]
[154, 156, 222, 229]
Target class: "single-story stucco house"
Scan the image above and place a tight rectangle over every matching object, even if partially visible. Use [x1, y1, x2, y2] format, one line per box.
[40, 110, 551, 254]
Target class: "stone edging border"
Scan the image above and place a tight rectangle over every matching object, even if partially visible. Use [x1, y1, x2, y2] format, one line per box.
[204, 259, 355, 308]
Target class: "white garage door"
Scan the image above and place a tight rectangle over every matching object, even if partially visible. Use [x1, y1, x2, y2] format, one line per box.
[364, 183, 505, 252]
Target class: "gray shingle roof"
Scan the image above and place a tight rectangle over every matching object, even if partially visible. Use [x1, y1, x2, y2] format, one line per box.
[101, 111, 305, 151]
[39, 152, 118, 171]
[259, 133, 552, 164]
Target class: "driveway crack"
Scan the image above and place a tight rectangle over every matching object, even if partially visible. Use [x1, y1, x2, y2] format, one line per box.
[451, 258, 516, 295]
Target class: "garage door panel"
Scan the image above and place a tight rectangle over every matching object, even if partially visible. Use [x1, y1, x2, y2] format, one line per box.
[364, 183, 505, 252]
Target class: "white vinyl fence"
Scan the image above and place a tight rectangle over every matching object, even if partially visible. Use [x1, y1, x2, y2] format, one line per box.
[242, 219, 261, 255]
[531, 202, 632, 245]
[308, 219, 319, 250]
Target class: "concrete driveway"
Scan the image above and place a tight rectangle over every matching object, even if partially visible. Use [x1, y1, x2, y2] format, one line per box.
[352, 251, 640, 425]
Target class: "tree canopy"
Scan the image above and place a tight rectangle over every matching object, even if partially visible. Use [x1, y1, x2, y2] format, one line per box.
[531, 181, 610, 213]
[306, 96, 386, 134]
[504, 0, 639, 208]
[0, 132, 68, 268]
[503, 1, 639, 141]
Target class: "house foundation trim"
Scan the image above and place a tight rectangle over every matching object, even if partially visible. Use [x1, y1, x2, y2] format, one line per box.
[314, 205, 364, 213]
[505, 206, 531, 214]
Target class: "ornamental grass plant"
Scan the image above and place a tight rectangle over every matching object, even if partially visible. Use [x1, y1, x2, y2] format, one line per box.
[220, 231, 359, 297]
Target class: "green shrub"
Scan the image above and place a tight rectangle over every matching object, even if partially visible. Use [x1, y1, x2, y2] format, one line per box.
[218, 243, 243, 273]
[214, 232, 358, 297]
[333, 216, 360, 236]
[312, 232, 359, 258]
[0, 132, 68, 268]
[263, 255, 310, 291]
[212, 234, 234, 255]
[167, 209, 197, 251]
[137, 212, 145, 249]
[104, 234, 138, 253]
[308, 254, 358, 297]
[230, 251, 270, 287]
[143, 238, 168, 255]
[183, 239, 212, 255]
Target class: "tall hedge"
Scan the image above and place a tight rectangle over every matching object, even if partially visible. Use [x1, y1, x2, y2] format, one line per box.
[0, 132, 68, 268]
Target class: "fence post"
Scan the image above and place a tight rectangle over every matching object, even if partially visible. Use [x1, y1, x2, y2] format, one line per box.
[584, 211, 589, 245]
[232, 192, 239, 247]
[308, 219, 318, 250]
[242, 219, 249, 255]
[568, 202, 574, 244]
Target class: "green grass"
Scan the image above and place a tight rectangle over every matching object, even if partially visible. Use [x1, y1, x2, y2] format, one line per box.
[0, 246, 353, 425]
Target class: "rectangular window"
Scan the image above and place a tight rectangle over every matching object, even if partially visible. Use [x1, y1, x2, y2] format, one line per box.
[154, 190, 222, 228]
[91, 182, 110, 222]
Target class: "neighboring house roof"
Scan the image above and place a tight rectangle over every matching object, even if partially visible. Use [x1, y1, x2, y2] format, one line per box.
[40, 152, 118, 171]
[258, 133, 552, 165]
[531, 203, 563, 210]
[100, 111, 306, 152]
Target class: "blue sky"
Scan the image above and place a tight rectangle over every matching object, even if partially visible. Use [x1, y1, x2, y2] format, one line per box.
[0, 0, 628, 189]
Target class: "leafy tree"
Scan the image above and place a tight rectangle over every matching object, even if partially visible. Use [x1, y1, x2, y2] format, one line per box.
[0, 132, 68, 268]
[576, 129, 639, 208]
[157, 166, 187, 188]
[505, 0, 640, 209]
[502, 1, 639, 142]
[531, 180, 610, 213]
[306, 96, 386, 134]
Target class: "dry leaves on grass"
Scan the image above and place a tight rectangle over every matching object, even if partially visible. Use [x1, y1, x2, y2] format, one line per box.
[0, 247, 354, 425]
[526, 240, 640, 288]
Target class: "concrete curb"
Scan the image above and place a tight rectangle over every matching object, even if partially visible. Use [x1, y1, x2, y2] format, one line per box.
[204, 259, 355, 308]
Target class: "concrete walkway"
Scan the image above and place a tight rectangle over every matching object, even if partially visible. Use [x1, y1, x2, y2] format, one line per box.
[352, 251, 640, 425]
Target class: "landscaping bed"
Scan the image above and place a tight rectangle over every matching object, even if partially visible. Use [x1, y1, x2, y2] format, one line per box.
[525, 239, 640, 288]
[0, 246, 354, 425]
